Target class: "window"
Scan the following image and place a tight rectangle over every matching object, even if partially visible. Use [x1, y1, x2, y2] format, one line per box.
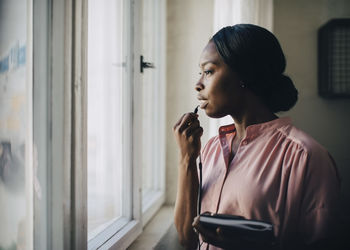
[87, 0, 137, 248]
[0, 1, 33, 249]
[5, 0, 166, 249]
[140, 0, 166, 225]
[87, 0, 166, 248]
[87, 0, 128, 240]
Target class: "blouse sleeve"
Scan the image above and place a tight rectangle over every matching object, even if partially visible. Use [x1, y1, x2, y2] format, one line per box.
[297, 147, 341, 245]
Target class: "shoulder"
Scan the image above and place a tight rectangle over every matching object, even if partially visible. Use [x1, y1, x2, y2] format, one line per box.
[278, 123, 340, 181]
[278, 123, 330, 159]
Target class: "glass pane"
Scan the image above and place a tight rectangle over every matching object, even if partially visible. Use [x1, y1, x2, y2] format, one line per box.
[141, 0, 159, 200]
[0, 0, 32, 249]
[88, 0, 125, 240]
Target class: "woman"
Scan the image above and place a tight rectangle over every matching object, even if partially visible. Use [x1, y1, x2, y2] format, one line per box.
[173, 24, 340, 250]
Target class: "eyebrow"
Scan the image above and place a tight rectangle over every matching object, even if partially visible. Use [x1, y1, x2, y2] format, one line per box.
[199, 60, 218, 68]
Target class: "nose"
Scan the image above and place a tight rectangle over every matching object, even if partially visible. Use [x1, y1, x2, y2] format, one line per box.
[195, 81, 204, 92]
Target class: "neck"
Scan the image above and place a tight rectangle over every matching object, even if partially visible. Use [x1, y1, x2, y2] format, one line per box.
[231, 104, 278, 141]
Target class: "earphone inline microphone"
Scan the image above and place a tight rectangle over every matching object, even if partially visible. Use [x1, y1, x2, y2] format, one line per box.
[193, 105, 202, 216]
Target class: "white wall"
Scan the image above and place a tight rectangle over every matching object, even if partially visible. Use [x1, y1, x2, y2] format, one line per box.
[165, 0, 214, 204]
[274, 0, 350, 213]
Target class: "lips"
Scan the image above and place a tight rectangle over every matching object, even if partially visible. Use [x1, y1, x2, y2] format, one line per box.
[197, 95, 208, 109]
[200, 100, 208, 109]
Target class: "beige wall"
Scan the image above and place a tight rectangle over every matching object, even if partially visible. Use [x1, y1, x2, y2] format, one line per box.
[166, 0, 214, 204]
[274, 0, 350, 211]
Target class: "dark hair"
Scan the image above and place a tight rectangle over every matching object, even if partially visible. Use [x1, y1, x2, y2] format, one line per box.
[212, 24, 298, 113]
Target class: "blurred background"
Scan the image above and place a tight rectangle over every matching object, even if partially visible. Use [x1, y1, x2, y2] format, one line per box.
[0, 0, 349, 249]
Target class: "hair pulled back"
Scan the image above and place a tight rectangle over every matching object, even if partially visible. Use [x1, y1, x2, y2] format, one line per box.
[212, 24, 298, 113]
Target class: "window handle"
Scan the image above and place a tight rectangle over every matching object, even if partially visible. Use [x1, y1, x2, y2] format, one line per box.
[140, 55, 155, 73]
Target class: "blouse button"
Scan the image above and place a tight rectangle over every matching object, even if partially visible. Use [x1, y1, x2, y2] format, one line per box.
[242, 141, 247, 145]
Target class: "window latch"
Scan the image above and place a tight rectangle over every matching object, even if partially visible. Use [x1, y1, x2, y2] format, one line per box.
[140, 55, 155, 73]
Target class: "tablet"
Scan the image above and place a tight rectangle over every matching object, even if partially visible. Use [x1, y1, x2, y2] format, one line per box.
[199, 213, 275, 243]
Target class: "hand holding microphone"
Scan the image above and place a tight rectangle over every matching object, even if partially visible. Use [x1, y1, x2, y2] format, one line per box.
[173, 105, 203, 163]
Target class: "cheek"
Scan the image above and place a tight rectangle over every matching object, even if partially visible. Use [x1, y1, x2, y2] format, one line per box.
[210, 79, 235, 104]
[205, 88, 233, 117]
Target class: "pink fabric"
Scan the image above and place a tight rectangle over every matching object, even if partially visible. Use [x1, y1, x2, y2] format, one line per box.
[199, 117, 340, 249]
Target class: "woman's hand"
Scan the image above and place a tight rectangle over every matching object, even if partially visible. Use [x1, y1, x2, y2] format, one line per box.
[173, 112, 203, 249]
[192, 215, 243, 249]
[173, 112, 203, 162]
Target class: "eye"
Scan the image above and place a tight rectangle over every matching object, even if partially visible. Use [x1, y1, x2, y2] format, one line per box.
[204, 70, 212, 76]
[199, 70, 213, 76]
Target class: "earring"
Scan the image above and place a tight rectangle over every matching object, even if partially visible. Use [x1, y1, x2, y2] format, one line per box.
[240, 82, 246, 88]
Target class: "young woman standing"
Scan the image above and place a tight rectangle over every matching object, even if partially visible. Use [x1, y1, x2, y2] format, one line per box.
[173, 24, 340, 250]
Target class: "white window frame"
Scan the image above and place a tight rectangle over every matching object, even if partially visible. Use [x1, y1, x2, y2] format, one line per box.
[87, 0, 143, 248]
[139, 0, 167, 227]
[33, 0, 91, 249]
[32, 0, 166, 249]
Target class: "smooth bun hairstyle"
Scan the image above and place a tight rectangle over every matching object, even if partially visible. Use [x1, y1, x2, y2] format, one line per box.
[212, 24, 298, 113]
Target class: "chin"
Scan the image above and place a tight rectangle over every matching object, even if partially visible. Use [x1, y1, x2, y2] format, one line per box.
[205, 108, 227, 119]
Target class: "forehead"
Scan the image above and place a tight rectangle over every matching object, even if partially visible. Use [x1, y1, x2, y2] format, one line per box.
[199, 41, 222, 66]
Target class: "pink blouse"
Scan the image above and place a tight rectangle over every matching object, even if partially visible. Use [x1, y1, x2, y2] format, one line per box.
[199, 117, 340, 249]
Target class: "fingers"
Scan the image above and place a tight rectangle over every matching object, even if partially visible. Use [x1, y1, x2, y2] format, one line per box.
[173, 112, 203, 160]
[192, 215, 200, 228]
[178, 114, 198, 134]
[192, 217, 222, 244]
[191, 126, 204, 138]
[173, 113, 203, 142]
[183, 120, 200, 137]
[173, 112, 199, 133]
[192, 216, 248, 249]
[173, 113, 186, 130]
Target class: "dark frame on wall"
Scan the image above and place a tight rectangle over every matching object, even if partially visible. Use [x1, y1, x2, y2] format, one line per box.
[318, 18, 350, 98]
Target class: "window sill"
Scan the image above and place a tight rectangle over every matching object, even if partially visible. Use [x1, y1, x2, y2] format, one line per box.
[127, 205, 175, 250]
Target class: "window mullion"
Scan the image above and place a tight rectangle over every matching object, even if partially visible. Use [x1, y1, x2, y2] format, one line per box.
[131, 0, 143, 223]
